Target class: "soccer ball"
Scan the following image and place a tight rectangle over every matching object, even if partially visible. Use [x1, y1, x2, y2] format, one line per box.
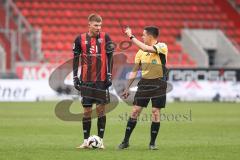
[87, 135, 102, 149]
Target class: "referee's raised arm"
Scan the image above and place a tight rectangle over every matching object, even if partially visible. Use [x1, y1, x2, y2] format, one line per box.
[125, 27, 156, 53]
[125, 27, 168, 56]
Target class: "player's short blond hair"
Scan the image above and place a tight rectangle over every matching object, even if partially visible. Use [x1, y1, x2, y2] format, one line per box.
[88, 13, 102, 22]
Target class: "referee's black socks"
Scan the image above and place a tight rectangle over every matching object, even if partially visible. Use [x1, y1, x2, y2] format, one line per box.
[97, 115, 106, 139]
[150, 121, 160, 145]
[82, 117, 91, 140]
[123, 117, 137, 143]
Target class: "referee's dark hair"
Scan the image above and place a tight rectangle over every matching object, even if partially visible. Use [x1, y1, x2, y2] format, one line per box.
[144, 26, 159, 38]
[88, 13, 102, 22]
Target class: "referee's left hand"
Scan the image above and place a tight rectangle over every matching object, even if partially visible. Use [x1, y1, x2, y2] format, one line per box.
[121, 88, 130, 99]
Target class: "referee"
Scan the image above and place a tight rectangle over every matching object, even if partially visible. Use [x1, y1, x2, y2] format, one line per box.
[118, 26, 168, 150]
[72, 14, 114, 149]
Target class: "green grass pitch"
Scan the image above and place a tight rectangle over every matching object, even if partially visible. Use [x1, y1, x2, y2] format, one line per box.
[0, 101, 240, 160]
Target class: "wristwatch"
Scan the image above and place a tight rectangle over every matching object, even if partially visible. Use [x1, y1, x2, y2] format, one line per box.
[130, 35, 135, 40]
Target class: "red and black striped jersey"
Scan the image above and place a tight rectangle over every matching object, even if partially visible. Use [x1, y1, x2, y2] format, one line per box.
[73, 32, 114, 82]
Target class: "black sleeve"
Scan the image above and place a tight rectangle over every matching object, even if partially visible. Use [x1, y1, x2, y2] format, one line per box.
[105, 33, 114, 74]
[153, 45, 158, 54]
[73, 36, 81, 77]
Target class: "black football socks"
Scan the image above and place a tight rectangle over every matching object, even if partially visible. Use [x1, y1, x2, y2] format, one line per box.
[150, 121, 160, 145]
[97, 115, 106, 139]
[82, 117, 91, 139]
[123, 117, 137, 143]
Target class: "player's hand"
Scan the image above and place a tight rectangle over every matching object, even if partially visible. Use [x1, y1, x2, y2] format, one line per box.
[121, 88, 130, 99]
[105, 73, 112, 88]
[73, 76, 82, 91]
[125, 27, 132, 37]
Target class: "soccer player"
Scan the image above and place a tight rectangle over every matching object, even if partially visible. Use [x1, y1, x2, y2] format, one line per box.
[72, 13, 114, 149]
[118, 26, 168, 150]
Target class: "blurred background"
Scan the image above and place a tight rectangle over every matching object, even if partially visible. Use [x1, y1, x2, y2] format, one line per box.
[0, 0, 240, 102]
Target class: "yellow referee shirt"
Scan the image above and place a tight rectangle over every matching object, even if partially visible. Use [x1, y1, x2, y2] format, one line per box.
[134, 42, 168, 79]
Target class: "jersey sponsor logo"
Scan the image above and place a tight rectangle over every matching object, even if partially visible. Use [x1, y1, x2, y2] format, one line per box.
[90, 45, 96, 54]
[152, 59, 157, 64]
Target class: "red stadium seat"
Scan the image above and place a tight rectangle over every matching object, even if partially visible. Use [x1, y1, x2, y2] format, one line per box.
[13, 0, 240, 67]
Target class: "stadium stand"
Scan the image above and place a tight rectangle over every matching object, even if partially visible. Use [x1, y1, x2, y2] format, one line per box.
[0, 0, 37, 72]
[0, 4, 12, 70]
[1, 0, 239, 68]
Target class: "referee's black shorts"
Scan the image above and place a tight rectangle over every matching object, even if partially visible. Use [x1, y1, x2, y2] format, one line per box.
[133, 78, 167, 108]
[80, 82, 110, 107]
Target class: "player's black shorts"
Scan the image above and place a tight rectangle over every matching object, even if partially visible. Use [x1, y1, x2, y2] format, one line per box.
[80, 81, 110, 107]
[133, 78, 167, 108]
